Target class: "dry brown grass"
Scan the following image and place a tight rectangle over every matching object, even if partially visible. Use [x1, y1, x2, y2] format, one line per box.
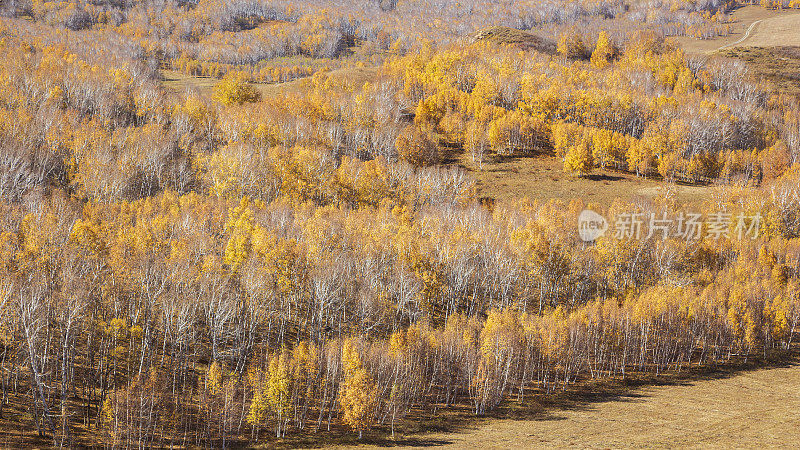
[675, 5, 800, 54]
[729, 11, 800, 48]
[471, 26, 556, 53]
[719, 46, 800, 97]
[331, 356, 800, 449]
[161, 69, 218, 95]
[161, 66, 378, 99]
[456, 152, 714, 207]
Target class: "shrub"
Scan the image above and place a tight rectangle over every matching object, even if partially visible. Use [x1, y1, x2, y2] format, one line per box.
[212, 71, 261, 106]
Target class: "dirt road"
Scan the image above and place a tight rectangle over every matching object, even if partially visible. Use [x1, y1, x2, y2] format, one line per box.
[718, 19, 763, 51]
[675, 6, 800, 54]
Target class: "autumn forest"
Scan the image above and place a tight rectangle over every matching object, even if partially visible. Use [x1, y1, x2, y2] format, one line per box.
[0, 0, 799, 447]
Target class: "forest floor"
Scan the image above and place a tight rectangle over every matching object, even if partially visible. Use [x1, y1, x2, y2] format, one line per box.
[330, 354, 800, 449]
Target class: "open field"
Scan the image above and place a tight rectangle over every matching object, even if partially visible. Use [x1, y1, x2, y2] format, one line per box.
[728, 12, 800, 48]
[674, 6, 800, 54]
[162, 69, 218, 95]
[333, 358, 800, 449]
[456, 153, 715, 207]
[162, 66, 378, 98]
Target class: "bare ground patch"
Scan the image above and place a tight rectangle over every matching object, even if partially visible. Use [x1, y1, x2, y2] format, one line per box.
[673, 5, 796, 55]
[161, 66, 378, 99]
[330, 355, 800, 449]
[456, 153, 714, 208]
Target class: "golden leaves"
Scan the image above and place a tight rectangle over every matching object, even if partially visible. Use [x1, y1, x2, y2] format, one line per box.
[212, 71, 261, 106]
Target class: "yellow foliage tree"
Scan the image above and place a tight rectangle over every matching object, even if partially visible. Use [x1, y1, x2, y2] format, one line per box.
[247, 350, 292, 438]
[395, 125, 441, 166]
[339, 340, 377, 439]
[557, 29, 587, 59]
[213, 71, 261, 106]
[563, 141, 594, 177]
[206, 361, 224, 396]
[590, 31, 615, 68]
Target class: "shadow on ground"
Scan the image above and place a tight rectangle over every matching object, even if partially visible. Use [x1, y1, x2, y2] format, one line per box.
[267, 349, 798, 448]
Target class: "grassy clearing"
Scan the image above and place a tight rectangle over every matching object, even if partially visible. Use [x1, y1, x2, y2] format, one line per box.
[161, 66, 378, 99]
[161, 69, 218, 96]
[329, 353, 800, 449]
[455, 152, 714, 207]
[728, 11, 800, 48]
[161, 68, 309, 98]
[672, 5, 791, 54]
